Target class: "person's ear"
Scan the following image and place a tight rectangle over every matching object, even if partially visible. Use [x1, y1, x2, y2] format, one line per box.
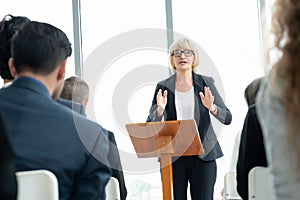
[8, 58, 17, 78]
[57, 60, 66, 81]
[82, 99, 88, 108]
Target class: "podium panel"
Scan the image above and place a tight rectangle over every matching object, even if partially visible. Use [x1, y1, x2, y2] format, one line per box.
[126, 119, 204, 158]
[126, 119, 204, 200]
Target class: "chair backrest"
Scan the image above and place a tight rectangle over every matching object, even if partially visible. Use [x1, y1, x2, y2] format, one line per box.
[248, 166, 272, 200]
[105, 177, 120, 200]
[16, 170, 59, 200]
[224, 171, 242, 200]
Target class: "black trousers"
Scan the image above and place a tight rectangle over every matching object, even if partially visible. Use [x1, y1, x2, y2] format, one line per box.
[171, 156, 216, 200]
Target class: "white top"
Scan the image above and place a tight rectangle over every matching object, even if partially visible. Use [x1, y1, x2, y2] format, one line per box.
[257, 76, 300, 200]
[175, 87, 195, 120]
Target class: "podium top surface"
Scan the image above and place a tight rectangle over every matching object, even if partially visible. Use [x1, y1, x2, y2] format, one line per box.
[126, 119, 204, 158]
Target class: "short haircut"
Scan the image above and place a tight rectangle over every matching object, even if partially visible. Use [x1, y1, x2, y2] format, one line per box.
[11, 21, 72, 75]
[169, 38, 199, 72]
[60, 76, 89, 104]
[244, 77, 263, 106]
[0, 14, 30, 80]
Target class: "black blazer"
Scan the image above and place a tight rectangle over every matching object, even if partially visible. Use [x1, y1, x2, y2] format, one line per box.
[107, 131, 127, 200]
[236, 105, 267, 200]
[0, 77, 112, 200]
[0, 114, 17, 200]
[147, 72, 232, 161]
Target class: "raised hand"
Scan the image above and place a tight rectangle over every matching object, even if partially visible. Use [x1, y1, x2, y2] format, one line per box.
[156, 89, 168, 116]
[199, 86, 215, 112]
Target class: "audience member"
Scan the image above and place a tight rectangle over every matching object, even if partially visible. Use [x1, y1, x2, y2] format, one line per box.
[0, 14, 29, 87]
[256, 0, 300, 199]
[228, 77, 264, 172]
[0, 21, 111, 200]
[59, 75, 128, 200]
[56, 76, 88, 116]
[236, 77, 267, 200]
[0, 114, 17, 200]
[60, 76, 89, 108]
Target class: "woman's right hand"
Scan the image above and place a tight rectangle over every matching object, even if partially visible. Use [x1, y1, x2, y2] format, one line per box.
[156, 89, 168, 116]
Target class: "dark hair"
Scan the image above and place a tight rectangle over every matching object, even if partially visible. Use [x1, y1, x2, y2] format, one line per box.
[60, 76, 89, 103]
[11, 21, 72, 75]
[0, 14, 29, 80]
[244, 77, 263, 106]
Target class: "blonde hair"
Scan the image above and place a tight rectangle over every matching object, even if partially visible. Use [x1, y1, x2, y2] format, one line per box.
[270, 0, 300, 164]
[168, 38, 199, 72]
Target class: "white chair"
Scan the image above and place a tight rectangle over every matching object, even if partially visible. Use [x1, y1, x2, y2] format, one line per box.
[105, 177, 120, 200]
[16, 169, 59, 200]
[224, 171, 242, 200]
[248, 166, 272, 200]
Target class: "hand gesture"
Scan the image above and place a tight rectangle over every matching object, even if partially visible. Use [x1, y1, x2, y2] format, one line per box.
[156, 89, 167, 116]
[199, 86, 215, 111]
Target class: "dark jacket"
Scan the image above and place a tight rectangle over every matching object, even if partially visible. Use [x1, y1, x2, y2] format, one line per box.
[0, 114, 17, 200]
[107, 131, 127, 200]
[236, 105, 267, 200]
[147, 72, 232, 160]
[0, 77, 112, 200]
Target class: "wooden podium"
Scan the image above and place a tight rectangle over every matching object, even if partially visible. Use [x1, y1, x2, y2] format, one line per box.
[126, 119, 204, 200]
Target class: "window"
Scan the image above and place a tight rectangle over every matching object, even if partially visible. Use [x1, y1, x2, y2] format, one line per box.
[0, 0, 75, 80]
[172, 1, 263, 198]
[81, 1, 168, 199]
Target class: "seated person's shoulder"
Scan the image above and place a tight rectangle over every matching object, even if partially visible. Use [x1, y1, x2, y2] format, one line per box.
[248, 104, 257, 116]
[55, 98, 86, 116]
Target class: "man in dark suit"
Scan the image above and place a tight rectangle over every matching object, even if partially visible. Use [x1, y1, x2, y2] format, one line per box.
[57, 76, 88, 117]
[0, 21, 111, 200]
[236, 77, 267, 200]
[236, 105, 267, 200]
[0, 115, 17, 200]
[60, 76, 89, 108]
[59, 76, 128, 200]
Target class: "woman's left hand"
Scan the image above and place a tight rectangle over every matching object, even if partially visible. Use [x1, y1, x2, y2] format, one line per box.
[199, 86, 215, 111]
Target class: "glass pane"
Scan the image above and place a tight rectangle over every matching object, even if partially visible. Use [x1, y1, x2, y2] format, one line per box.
[172, 0, 263, 199]
[81, 1, 167, 199]
[0, 0, 75, 79]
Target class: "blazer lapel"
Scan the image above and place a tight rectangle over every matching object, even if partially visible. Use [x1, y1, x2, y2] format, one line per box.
[164, 74, 177, 120]
[192, 72, 207, 127]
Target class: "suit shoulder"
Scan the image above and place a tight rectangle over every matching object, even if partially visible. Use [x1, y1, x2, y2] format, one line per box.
[200, 74, 214, 83]
[53, 101, 107, 137]
[77, 115, 107, 134]
[157, 74, 175, 86]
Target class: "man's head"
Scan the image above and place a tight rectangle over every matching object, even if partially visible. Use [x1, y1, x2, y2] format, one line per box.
[10, 21, 72, 75]
[60, 76, 89, 108]
[9, 21, 72, 96]
[0, 14, 30, 82]
[244, 77, 263, 106]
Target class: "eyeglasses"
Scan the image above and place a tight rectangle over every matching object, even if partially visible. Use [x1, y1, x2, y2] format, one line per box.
[171, 49, 194, 57]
